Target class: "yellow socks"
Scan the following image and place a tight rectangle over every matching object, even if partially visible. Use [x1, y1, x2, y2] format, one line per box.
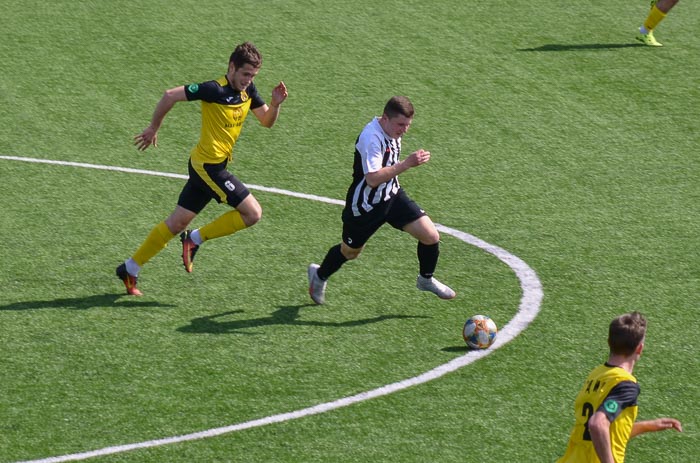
[130, 211, 247, 268]
[132, 221, 175, 266]
[199, 210, 247, 241]
[644, 5, 667, 31]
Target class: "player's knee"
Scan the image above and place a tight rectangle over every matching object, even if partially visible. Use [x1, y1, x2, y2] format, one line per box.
[165, 217, 189, 235]
[247, 210, 263, 226]
[238, 195, 262, 227]
[341, 244, 363, 260]
[422, 230, 440, 246]
[241, 206, 262, 226]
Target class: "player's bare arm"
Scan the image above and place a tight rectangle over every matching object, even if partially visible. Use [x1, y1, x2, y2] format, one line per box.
[134, 86, 188, 151]
[365, 149, 430, 188]
[252, 81, 288, 128]
[631, 417, 683, 438]
[589, 411, 615, 463]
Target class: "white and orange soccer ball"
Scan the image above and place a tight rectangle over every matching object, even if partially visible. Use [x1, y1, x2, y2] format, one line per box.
[462, 315, 498, 349]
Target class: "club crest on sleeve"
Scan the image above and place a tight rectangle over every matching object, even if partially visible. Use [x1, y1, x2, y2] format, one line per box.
[604, 399, 619, 414]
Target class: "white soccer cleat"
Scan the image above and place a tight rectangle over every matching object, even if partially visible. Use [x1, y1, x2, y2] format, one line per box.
[416, 275, 456, 300]
[307, 263, 327, 305]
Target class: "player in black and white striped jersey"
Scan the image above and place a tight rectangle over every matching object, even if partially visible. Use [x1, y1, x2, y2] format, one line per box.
[307, 96, 455, 304]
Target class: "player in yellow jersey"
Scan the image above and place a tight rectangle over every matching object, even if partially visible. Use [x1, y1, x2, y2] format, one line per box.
[116, 42, 288, 295]
[557, 312, 682, 463]
[637, 0, 680, 47]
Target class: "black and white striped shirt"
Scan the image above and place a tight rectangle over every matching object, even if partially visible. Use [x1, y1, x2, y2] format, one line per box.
[346, 117, 401, 216]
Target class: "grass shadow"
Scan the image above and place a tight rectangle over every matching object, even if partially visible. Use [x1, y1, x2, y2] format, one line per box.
[0, 293, 176, 311]
[441, 345, 471, 353]
[518, 43, 644, 52]
[177, 304, 429, 335]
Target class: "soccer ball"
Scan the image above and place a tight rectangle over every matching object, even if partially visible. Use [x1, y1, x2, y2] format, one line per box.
[462, 315, 498, 349]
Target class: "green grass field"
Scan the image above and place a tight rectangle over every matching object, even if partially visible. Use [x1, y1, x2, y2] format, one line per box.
[1, 1, 698, 461]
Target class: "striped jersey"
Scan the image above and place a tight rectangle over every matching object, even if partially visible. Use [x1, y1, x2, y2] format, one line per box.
[184, 76, 265, 164]
[346, 117, 401, 216]
[557, 363, 640, 463]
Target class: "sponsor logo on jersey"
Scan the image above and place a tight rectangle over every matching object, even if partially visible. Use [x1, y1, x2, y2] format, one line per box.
[188, 84, 199, 93]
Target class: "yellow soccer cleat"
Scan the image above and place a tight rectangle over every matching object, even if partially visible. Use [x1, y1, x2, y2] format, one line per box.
[637, 29, 663, 47]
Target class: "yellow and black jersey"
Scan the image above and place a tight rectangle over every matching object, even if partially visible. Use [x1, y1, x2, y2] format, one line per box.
[557, 363, 640, 463]
[184, 76, 265, 164]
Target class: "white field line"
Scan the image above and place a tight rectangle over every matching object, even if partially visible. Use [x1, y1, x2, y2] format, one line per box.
[1, 155, 543, 463]
[0, 155, 345, 206]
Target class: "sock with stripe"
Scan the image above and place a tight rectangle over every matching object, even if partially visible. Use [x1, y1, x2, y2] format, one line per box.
[417, 242, 440, 278]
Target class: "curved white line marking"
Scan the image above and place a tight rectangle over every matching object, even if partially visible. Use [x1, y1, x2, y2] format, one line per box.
[2, 155, 543, 463]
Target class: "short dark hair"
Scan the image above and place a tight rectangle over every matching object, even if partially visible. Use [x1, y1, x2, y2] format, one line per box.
[229, 42, 262, 69]
[383, 96, 414, 119]
[608, 311, 647, 356]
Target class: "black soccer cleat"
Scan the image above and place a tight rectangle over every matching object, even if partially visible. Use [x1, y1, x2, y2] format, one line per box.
[116, 263, 142, 296]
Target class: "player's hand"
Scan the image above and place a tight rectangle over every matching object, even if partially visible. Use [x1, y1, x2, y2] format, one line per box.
[653, 418, 683, 432]
[406, 149, 431, 167]
[270, 81, 288, 107]
[134, 126, 158, 151]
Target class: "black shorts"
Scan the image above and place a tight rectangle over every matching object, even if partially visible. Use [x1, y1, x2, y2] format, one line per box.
[177, 159, 250, 214]
[341, 188, 426, 249]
